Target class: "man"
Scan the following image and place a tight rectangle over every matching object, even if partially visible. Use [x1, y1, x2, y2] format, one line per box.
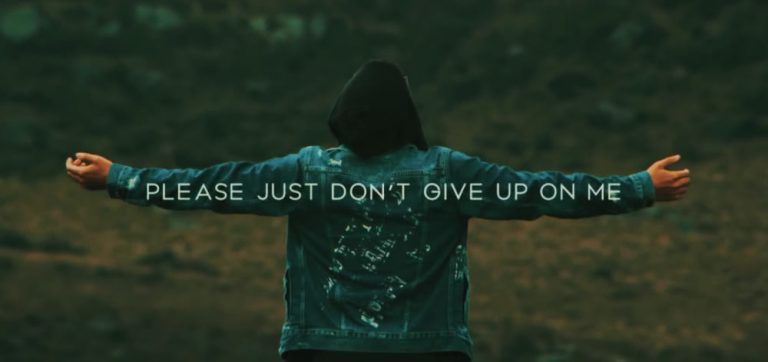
[65, 60, 690, 362]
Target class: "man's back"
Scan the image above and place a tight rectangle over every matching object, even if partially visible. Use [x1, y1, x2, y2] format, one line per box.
[279, 142, 658, 360]
[281, 143, 474, 358]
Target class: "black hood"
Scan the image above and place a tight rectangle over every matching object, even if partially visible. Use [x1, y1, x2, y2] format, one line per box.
[328, 59, 428, 159]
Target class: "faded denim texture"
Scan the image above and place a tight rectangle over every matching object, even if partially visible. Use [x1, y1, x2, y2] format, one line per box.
[107, 144, 656, 360]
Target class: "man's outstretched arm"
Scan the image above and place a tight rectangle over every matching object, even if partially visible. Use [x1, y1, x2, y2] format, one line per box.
[65, 152, 303, 216]
[448, 150, 690, 220]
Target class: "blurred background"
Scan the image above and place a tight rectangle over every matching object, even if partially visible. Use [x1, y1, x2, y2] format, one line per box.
[1, 0, 766, 361]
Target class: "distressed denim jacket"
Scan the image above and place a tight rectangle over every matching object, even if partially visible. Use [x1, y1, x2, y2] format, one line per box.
[106, 144, 656, 360]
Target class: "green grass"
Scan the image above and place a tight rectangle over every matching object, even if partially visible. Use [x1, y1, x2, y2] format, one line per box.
[1, 0, 767, 360]
[0, 142, 766, 361]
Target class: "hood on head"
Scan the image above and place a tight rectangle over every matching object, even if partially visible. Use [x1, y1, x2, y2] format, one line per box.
[328, 59, 428, 159]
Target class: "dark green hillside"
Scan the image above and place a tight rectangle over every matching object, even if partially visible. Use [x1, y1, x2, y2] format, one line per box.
[1, 1, 766, 361]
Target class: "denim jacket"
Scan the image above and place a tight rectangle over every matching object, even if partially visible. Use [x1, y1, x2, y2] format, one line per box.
[106, 144, 656, 360]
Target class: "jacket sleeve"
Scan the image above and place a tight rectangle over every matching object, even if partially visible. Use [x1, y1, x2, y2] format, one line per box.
[446, 149, 656, 220]
[105, 152, 303, 216]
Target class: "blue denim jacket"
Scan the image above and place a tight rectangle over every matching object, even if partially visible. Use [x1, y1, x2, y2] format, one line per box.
[106, 144, 656, 360]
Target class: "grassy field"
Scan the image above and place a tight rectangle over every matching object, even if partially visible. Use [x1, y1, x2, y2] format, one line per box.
[2, 0, 767, 360]
[1, 138, 766, 361]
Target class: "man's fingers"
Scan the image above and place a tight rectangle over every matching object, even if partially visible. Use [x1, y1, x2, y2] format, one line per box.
[673, 177, 690, 187]
[671, 168, 690, 179]
[67, 170, 84, 184]
[66, 161, 92, 175]
[76, 152, 100, 163]
[66, 158, 97, 175]
[653, 154, 681, 169]
[65, 159, 83, 174]
[65, 157, 93, 187]
[69, 165, 94, 176]
[67, 170, 82, 181]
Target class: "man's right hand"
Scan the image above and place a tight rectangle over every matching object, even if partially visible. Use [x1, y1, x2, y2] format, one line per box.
[647, 154, 691, 202]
